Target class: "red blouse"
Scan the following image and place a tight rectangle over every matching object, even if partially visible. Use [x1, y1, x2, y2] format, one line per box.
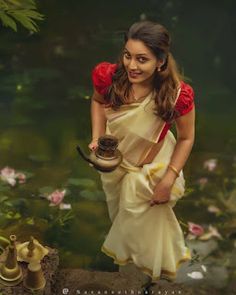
[92, 62, 195, 143]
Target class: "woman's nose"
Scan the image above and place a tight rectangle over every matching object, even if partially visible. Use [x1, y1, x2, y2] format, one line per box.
[128, 59, 138, 70]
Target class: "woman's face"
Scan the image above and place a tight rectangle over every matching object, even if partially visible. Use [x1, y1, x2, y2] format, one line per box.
[123, 39, 163, 85]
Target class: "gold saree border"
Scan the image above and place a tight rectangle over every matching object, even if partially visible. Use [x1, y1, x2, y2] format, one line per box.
[101, 245, 191, 281]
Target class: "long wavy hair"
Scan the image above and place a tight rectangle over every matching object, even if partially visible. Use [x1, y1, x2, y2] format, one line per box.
[105, 21, 183, 122]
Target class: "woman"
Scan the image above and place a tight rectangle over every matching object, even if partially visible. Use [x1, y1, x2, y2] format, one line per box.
[89, 21, 195, 283]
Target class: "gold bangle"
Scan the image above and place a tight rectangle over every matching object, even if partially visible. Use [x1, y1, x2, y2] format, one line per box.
[168, 164, 180, 177]
[92, 137, 99, 142]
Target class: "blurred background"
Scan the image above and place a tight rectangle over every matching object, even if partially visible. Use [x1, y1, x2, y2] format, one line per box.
[0, 0, 236, 290]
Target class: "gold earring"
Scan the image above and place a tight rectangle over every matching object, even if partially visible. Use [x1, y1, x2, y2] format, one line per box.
[157, 67, 161, 72]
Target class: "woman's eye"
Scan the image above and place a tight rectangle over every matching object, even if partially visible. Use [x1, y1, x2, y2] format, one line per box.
[137, 57, 147, 63]
[124, 52, 130, 59]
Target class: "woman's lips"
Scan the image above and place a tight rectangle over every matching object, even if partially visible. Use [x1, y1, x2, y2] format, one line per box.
[128, 71, 142, 78]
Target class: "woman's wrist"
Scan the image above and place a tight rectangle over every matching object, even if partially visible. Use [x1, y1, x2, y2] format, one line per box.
[162, 169, 178, 185]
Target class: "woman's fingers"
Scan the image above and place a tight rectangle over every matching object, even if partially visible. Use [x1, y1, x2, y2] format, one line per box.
[149, 199, 169, 206]
[88, 142, 98, 151]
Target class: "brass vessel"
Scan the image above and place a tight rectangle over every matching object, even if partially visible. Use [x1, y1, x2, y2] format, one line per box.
[16, 236, 49, 263]
[24, 261, 46, 290]
[77, 135, 123, 172]
[0, 235, 23, 286]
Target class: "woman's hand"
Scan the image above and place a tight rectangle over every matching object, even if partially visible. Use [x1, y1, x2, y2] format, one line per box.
[149, 178, 173, 206]
[88, 138, 99, 151]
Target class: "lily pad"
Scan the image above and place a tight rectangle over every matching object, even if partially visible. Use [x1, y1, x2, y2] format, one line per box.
[29, 154, 51, 163]
[68, 178, 96, 189]
[80, 189, 105, 201]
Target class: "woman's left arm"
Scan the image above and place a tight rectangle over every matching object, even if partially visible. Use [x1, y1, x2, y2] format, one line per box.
[164, 106, 195, 183]
[150, 107, 195, 206]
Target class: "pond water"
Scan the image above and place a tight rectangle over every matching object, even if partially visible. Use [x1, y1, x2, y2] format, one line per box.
[0, 0, 236, 291]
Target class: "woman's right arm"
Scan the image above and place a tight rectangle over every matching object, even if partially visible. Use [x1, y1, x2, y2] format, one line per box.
[88, 89, 107, 151]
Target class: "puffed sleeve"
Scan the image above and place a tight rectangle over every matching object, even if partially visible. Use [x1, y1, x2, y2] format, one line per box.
[91, 62, 117, 95]
[175, 81, 195, 116]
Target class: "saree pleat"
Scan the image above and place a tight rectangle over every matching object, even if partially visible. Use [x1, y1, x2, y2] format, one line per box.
[99, 90, 191, 281]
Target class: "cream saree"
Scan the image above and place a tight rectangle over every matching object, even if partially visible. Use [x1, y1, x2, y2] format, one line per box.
[99, 90, 191, 281]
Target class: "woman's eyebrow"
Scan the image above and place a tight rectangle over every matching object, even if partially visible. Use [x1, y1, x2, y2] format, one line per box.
[123, 48, 149, 56]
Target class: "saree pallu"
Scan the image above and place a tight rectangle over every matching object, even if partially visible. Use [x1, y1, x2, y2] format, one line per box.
[99, 91, 191, 281]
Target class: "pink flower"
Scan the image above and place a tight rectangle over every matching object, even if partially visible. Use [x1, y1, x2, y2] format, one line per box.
[16, 172, 26, 184]
[203, 159, 217, 171]
[0, 166, 17, 186]
[0, 167, 27, 186]
[197, 177, 208, 189]
[188, 222, 204, 236]
[47, 189, 66, 206]
[198, 177, 208, 186]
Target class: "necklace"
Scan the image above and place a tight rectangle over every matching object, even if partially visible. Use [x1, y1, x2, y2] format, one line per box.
[131, 87, 153, 102]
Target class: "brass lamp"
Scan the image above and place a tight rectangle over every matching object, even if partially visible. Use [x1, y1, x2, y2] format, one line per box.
[0, 235, 23, 286]
[24, 261, 46, 290]
[16, 236, 49, 263]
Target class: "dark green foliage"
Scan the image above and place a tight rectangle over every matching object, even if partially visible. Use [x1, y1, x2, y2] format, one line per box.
[0, 0, 43, 32]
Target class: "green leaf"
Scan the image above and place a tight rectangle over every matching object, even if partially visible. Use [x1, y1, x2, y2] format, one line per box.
[0, 182, 9, 192]
[20, 9, 43, 20]
[6, 0, 21, 7]
[13, 212, 21, 219]
[0, 0, 9, 10]
[4, 211, 21, 219]
[25, 217, 34, 225]
[9, 10, 38, 32]
[0, 11, 17, 31]
[4, 201, 13, 207]
[0, 196, 9, 203]
[7, 0, 22, 7]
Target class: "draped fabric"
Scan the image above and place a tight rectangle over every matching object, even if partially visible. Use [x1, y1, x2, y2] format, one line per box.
[99, 90, 191, 281]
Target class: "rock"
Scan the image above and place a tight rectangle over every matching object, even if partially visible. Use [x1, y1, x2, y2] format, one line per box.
[186, 239, 218, 259]
[150, 281, 223, 295]
[175, 259, 228, 289]
[55, 268, 143, 294]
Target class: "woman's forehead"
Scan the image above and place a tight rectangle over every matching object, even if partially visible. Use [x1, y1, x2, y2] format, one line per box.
[124, 39, 153, 56]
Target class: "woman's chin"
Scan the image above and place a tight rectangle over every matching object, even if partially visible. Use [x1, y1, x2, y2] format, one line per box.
[128, 76, 142, 83]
